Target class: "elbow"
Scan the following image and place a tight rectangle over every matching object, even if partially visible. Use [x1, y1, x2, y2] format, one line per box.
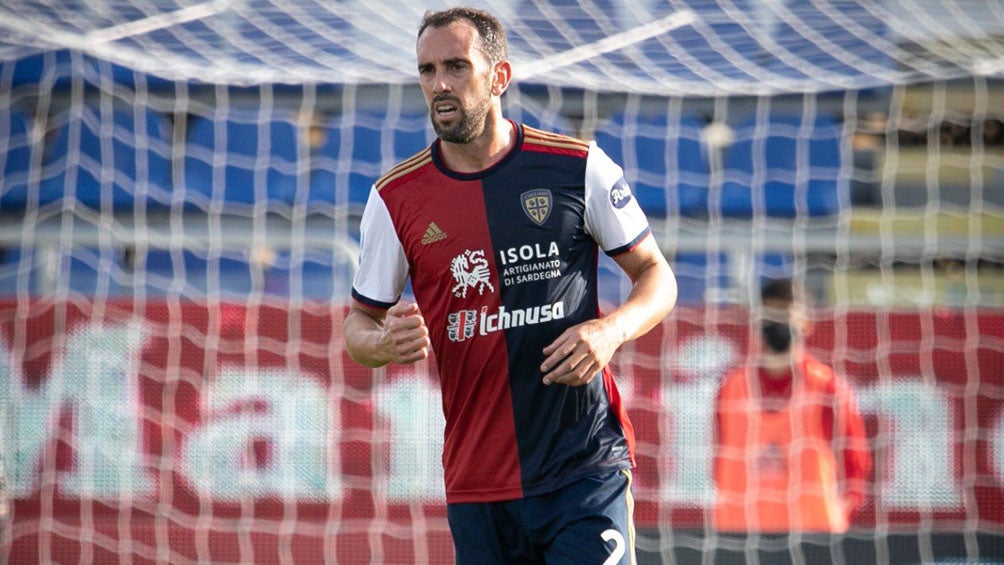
[651, 259, 677, 319]
[663, 262, 678, 315]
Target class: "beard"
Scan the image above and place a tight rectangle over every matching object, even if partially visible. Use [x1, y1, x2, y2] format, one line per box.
[430, 83, 492, 144]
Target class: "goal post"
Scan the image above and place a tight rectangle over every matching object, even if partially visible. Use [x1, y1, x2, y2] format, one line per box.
[1, 1, 1004, 563]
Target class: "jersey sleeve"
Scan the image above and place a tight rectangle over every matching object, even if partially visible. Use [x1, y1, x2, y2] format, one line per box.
[351, 187, 409, 309]
[834, 377, 872, 513]
[583, 141, 652, 256]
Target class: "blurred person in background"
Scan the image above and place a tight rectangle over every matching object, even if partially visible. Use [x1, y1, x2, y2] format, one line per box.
[0, 447, 8, 545]
[713, 277, 871, 533]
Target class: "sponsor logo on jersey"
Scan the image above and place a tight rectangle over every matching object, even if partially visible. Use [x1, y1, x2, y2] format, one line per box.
[447, 309, 478, 342]
[497, 241, 563, 287]
[609, 178, 633, 209]
[421, 222, 448, 245]
[446, 301, 565, 342]
[521, 189, 552, 225]
[450, 249, 495, 298]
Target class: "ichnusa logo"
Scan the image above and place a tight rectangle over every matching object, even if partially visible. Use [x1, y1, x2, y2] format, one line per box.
[446, 301, 565, 342]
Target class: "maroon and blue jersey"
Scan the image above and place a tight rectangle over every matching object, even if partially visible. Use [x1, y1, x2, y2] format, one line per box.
[352, 122, 651, 503]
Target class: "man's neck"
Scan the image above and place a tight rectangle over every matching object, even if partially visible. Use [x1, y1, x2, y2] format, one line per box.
[759, 347, 799, 376]
[439, 113, 515, 173]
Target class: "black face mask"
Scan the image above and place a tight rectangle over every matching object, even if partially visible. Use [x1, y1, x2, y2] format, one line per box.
[761, 320, 794, 353]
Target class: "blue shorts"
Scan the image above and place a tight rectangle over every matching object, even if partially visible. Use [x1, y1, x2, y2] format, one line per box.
[447, 470, 636, 565]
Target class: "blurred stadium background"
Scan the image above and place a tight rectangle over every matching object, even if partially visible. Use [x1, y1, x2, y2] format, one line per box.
[1, 0, 1003, 563]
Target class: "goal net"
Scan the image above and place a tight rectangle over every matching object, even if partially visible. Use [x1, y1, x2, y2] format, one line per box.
[1, 0, 1003, 563]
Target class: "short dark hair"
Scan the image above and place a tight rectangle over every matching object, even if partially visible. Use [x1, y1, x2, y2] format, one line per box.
[418, 7, 508, 66]
[761, 277, 795, 305]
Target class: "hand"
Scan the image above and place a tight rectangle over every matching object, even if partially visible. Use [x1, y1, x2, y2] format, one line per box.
[539, 319, 622, 386]
[382, 302, 430, 364]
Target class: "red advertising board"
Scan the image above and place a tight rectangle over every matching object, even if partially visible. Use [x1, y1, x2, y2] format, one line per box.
[1, 300, 1002, 562]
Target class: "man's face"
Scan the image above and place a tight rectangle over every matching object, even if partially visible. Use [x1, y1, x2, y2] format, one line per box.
[760, 297, 807, 355]
[760, 300, 795, 355]
[416, 21, 495, 144]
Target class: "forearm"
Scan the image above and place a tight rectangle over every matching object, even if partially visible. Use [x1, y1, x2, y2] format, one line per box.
[605, 253, 677, 345]
[343, 308, 394, 368]
[344, 301, 430, 368]
[837, 386, 872, 513]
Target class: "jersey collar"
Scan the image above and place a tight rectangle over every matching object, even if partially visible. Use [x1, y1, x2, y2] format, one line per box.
[431, 119, 523, 181]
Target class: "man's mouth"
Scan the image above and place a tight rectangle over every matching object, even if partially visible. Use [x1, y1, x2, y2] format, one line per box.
[433, 99, 459, 118]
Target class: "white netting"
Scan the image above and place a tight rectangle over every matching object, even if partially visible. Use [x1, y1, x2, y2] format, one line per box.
[0, 0, 1003, 92]
[1, 0, 1004, 563]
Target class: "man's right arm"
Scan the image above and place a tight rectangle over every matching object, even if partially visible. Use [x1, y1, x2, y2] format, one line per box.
[344, 300, 430, 368]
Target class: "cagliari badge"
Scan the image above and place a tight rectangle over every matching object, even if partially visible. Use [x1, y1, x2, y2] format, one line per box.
[521, 189, 552, 226]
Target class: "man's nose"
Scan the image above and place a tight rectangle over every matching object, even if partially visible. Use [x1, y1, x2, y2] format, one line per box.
[432, 72, 451, 94]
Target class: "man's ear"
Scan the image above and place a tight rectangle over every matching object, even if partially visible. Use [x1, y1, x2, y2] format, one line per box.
[492, 60, 512, 96]
[795, 304, 815, 339]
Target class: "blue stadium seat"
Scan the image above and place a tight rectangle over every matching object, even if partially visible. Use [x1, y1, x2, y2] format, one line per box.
[28, 106, 172, 210]
[0, 247, 25, 295]
[719, 113, 845, 218]
[183, 111, 302, 208]
[309, 109, 432, 211]
[0, 247, 132, 296]
[141, 248, 351, 300]
[508, 0, 618, 56]
[594, 112, 709, 218]
[62, 247, 130, 296]
[755, 252, 794, 283]
[506, 102, 576, 136]
[762, 2, 890, 81]
[143, 249, 257, 297]
[259, 251, 354, 300]
[0, 107, 32, 209]
[672, 252, 731, 304]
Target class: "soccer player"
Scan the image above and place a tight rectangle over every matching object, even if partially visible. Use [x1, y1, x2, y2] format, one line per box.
[713, 278, 871, 533]
[343, 6, 676, 564]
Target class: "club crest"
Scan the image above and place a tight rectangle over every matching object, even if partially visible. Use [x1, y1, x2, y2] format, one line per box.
[521, 189, 552, 226]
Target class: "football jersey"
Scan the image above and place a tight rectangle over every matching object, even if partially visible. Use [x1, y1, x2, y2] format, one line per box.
[352, 122, 651, 503]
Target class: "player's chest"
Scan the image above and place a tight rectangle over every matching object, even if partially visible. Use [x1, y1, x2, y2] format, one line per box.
[397, 182, 588, 267]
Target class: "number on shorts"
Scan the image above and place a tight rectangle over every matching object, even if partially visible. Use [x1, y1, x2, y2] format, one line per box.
[601, 529, 625, 565]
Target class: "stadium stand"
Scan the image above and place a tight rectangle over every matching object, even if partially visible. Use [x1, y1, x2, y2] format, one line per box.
[0, 107, 32, 209]
[28, 106, 173, 210]
[671, 251, 731, 304]
[183, 110, 301, 208]
[309, 109, 431, 213]
[719, 112, 845, 217]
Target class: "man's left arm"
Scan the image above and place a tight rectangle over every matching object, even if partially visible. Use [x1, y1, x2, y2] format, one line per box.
[834, 378, 872, 515]
[540, 235, 676, 385]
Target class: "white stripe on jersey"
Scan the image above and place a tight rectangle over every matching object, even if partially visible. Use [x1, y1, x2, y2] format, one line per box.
[584, 141, 650, 254]
[353, 186, 409, 306]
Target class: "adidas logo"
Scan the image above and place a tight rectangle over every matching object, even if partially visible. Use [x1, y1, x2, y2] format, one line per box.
[421, 222, 448, 245]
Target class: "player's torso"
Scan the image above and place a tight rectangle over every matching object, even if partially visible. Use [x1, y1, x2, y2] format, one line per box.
[379, 133, 600, 375]
[376, 129, 631, 500]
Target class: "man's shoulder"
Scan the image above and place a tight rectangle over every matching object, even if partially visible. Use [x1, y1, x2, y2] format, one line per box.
[375, 146, 435, 194]
[801, 353, 842, 390]
[521, 124, 590, 157]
